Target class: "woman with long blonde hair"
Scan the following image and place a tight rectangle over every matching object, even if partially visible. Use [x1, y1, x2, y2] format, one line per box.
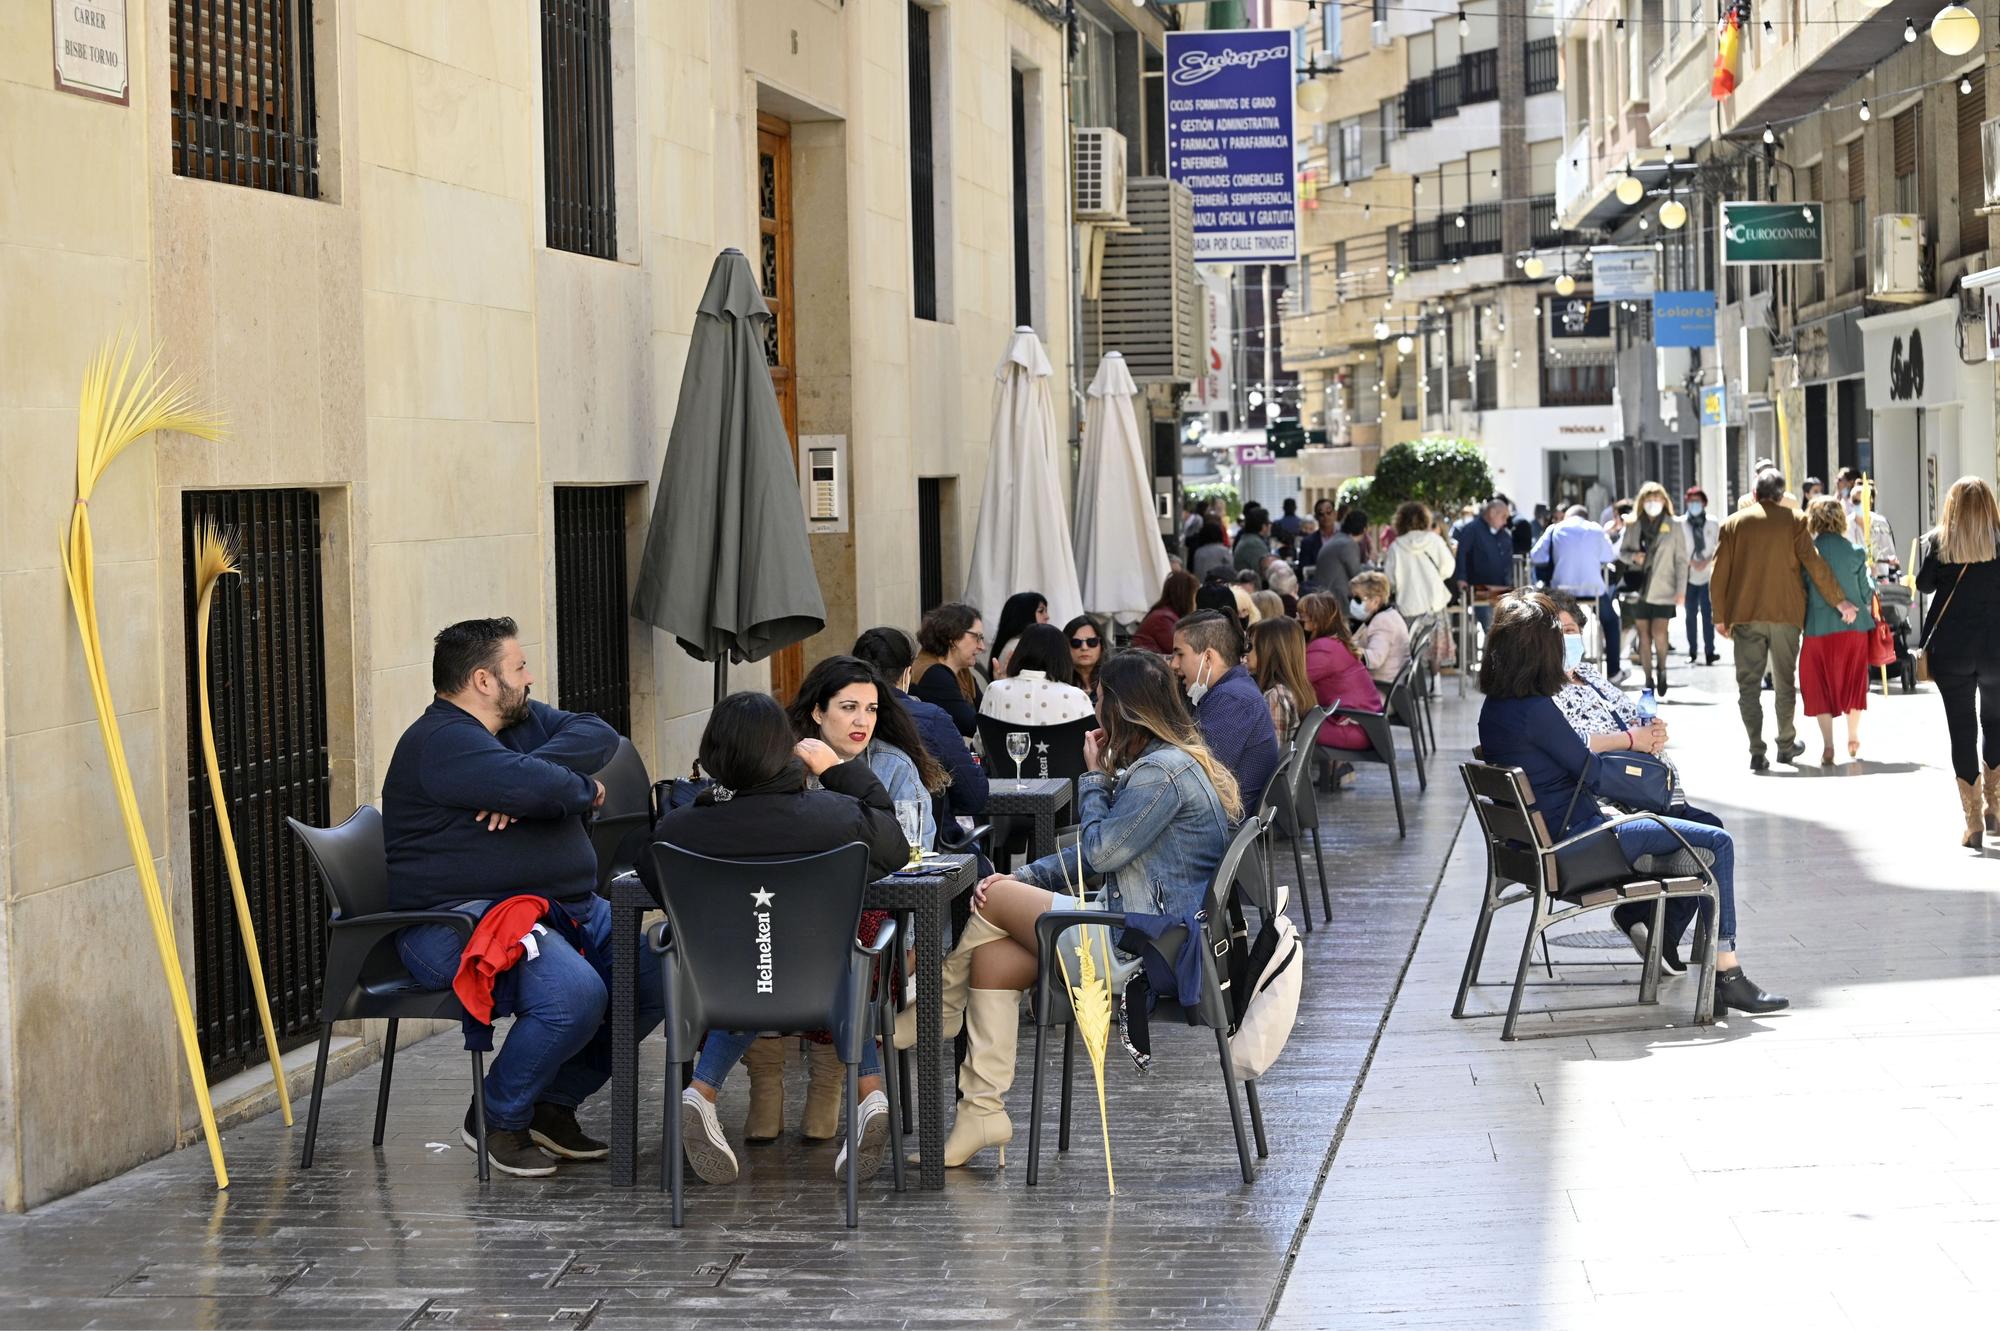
[1247, 616, 1314, 745]
[1617, 480, 1689, 696]
[921, 652, 1239, 1168]
[1915, 476, 2000, 846]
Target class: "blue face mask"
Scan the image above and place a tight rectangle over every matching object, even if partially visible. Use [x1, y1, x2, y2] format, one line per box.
[1686, 501, 1705, 517]
[1563, 634, 1586, 673]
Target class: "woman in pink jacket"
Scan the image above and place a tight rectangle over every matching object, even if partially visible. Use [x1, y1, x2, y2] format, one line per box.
[1299, 592, 1380, 753]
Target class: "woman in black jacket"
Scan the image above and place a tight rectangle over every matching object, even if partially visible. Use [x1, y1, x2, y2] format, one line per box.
[1915, 476, 2000, 847]
[643, 692, 907, 1188]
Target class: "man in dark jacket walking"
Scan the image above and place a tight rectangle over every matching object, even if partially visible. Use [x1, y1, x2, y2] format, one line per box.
[1454, 497, 1517, 631]
[384, 617, 665, 1176]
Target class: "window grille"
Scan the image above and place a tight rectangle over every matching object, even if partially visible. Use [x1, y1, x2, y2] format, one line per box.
[909, 3, 939, 321]
[553, 486, 633, 736]
[541, 0, 617, 259]
[169, 0, 320, 197]
[181, 489, 331, 1078]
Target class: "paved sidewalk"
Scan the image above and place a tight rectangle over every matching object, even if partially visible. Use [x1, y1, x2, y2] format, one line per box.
[1271, 654, 2000, 1329]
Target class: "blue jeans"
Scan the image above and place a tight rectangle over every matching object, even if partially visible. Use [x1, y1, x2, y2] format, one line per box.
[397, 895, 665, 1131]
[694, 1030, 881, 1089]
[1684, 584, 1715, 658]
[1612, 813, 1736, 951]
[1597, 592, 1622, 672]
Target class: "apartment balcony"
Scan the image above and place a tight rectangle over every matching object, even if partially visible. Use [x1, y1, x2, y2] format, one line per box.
[1402, 202, 1503, 272]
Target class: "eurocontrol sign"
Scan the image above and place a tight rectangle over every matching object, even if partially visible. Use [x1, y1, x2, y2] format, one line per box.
[1720, 201, 1823, 265]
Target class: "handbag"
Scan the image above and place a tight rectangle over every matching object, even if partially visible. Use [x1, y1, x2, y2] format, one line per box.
[1866, 595, 1897, 670]
[1561, 749, 1674, 825]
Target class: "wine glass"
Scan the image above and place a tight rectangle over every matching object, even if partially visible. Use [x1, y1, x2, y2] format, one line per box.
[1005, 731, 1031, 781]
[894, 799, 925, 866]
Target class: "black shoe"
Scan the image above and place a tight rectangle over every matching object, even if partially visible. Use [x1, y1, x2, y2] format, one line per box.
[530, 1102, 608, 1160]
[462, 1104, 557, 1177]
[1777, 740, 1806, 764]
[1714, 966, 1789, 1016]
[1705, 654, 1721, 666]
[1609, 905, 1689, 976]
[1749, 754, 1770, 772]
[1656, 683, 1669, 699]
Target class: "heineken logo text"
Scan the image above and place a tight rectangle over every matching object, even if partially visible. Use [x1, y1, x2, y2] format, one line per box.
[751, 887, 775, 993]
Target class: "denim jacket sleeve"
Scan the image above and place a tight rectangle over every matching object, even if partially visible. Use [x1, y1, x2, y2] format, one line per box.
[1016, 762, 1180, 891]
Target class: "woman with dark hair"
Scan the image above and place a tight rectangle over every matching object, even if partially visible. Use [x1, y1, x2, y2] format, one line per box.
[1298, 591, 1379, 758]
[787, 656, 950, 852]
[989, 592, 1049, 678]
[1065, 614, 1108, 700]
[1476, 592, 1787, 1017]
[1189, 521, 1233, 581]
[926, 651, 1240, 1169]
[851, 626, 987, 822]
[1246, 616, 1314, 745]
[979, 623, 1095, 727]
[1134, 570, 1199, 654]
[645, 692, 909, 1189]
[913, 602, 985, 736]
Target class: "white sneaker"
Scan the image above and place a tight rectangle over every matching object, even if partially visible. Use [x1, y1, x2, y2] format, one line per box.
[833, 1089, 890, 1183]
[679, 1087, 739, 1185]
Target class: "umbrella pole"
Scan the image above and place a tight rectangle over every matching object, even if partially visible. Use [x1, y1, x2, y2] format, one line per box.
[714, 657, 727, 708]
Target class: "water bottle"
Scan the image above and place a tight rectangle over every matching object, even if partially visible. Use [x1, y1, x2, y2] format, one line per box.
[1637, 688, 1657, 720]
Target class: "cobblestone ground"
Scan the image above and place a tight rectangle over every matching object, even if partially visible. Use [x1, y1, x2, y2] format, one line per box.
[0, 696, 1478, 1330]
[1273, 650, 2000, 1330]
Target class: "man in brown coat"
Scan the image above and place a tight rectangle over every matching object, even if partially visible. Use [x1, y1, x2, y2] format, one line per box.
[1711, 468, 1857, 770]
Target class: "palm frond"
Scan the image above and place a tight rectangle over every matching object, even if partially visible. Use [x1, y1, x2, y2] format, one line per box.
[76, 333, 225, 500]
[191, 519, 241, 599]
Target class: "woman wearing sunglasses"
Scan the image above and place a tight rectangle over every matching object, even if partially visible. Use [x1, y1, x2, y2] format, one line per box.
[1065, 614, 1108, 702]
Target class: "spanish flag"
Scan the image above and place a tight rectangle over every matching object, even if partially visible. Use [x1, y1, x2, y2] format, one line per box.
[1712, 6, 1742, 98]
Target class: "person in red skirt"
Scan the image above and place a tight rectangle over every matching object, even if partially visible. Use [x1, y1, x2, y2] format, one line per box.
[1799, 496, 1878, 764]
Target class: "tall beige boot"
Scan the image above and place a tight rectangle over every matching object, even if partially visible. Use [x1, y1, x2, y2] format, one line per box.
[893, 910, 1009, 1051]
[801, 1042, 845, 1141]
[1958, 778, 1984, 850]
[942, 988, 1019, 1168]
[1982, 765, 2000, 836]
[740, 1036, 787, 1143]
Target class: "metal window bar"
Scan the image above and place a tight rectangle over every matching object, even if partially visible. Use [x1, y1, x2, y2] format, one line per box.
[169, 0, 320, 198]
[1460, 49, 1498, 105]
[541, 0, 617, 259]
[553, 486, 633, 736]
[1525, 38, 1558, 96]
[1403, 75, 1434, 131]
[1011, 69, 1032, 327]
[182, 489, 331, 1078]
[1433, 63, 1462, 119]
[1529, 194, 1561, 247]
[918, 477, 946, 612]
[909, 2, 938, 321]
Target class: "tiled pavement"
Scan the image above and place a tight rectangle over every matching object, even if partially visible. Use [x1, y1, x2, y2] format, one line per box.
[0, 696, 1478, 1330]
[1271, 651, 2000, 1330]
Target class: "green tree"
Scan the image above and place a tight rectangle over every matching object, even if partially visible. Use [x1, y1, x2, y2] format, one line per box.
[1370, 437, 1493, 521]
[1335, 475, 1376, 520]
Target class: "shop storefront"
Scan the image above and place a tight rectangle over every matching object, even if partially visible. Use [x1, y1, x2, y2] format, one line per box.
[1859, 298, 1993, 561]
[1475, 405, 1621, 513]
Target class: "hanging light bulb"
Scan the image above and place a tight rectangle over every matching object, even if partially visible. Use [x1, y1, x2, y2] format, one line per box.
[1802, 205, 1815, 223]
[1639, 216, 1651, 231]
[1762, 123, 1776, 145]
[1457, 7, 1469, 36]
[1616, 175, 1645, 206]
[1654, 239, 1665, 253]
[1344, 182, 1353, 197]
[1859, 99, 1872, 121]
[1660, 198, 1689, 230]
[1297, 78, 1329, 114]
[1555, 272, 1576, 296]
[1373, 320, 1390, 341]
[1523, 255, 1546, 279]
[1962, 75, 1975, 96]
[1763, 19, 1773, 35]
[1455, 212, 1467, 229]
[1396, 333, 1414, 355]
[1903, 17, 1918, 42]
[1933, 5, 1982, 55]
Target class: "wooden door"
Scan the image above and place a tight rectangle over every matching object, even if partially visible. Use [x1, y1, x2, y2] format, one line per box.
[758, 114, 804, 702]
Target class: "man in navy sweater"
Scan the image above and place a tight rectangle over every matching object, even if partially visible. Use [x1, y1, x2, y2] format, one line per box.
[1169, 610, 1280, 812]
[385, 617, 663, 1177]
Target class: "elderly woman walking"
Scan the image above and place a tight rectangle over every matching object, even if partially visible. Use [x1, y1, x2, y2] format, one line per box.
[1798, 496, 1876, 765]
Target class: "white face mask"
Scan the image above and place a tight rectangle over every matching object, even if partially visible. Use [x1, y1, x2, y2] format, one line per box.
[1185, 656, 1213, 705]
[1349, 598, 1370, 621]
[1643, 502, 1664, 518]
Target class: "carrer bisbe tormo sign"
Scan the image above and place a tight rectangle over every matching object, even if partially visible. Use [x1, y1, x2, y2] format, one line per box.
[53, 0, 128, 103]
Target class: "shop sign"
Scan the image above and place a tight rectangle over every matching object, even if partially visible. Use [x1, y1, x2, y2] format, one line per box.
[1859, 301, 1958, 409]
[1699, 384, 1727, 427]
[1165, 29, 1298, 263]
[1588, 248, 1657, 302]
[53, 0, 128, 103]
[1654, 291, 1716, 348]
[1720, 201, 1823, 265]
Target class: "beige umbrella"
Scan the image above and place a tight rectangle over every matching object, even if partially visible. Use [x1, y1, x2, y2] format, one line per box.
[965, 327, 1084, 627]
[1074, 352, 1169, 621]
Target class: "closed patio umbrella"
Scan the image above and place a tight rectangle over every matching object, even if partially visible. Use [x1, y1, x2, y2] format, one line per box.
[964, 326, 1085, 628]
[1073, 351, 1169, 622]
[632, 248, 825, 703]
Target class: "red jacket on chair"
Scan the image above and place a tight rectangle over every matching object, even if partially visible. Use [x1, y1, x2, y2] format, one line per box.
[453, 894, 550, 1024]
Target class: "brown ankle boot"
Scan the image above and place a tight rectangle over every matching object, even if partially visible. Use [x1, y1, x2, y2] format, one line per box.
[1982, 765, 2000, 836]
[741, 1036, 787, 1143]
[1958, 778, 1983, 849]
[801, 1042, 844, 1141]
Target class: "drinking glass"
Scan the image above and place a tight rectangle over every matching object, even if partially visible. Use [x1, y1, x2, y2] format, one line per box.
[894, 799, 925, 866]
[1005, 731, 1031, 780]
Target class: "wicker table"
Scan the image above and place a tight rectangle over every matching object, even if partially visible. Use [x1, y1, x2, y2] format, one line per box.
[606, 855, 975, 1191]
[984, 777, 1073, 864]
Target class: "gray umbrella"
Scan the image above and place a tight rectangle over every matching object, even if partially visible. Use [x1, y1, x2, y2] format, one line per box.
[631, 248, 825, 703]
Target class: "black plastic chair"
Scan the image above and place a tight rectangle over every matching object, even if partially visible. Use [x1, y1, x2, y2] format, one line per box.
[1269, 703, 1335, 930]
[975, 714, 1093, 866]
[1321, 699, 1409, 838]
[1381, 658, 1430, 789]
[1024, 817, 1272, 1186]
[287, 807, 491, 1181]
[643, 840, 902, 1228]
[588, 738, 653, 896]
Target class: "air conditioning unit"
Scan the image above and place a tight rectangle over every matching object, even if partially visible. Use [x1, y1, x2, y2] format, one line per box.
[1074, 127, 1129, 222]
[1372, 18, 1390, 47]
[1080, 177, 1200, 382]
[1871, 214, 1928, 300]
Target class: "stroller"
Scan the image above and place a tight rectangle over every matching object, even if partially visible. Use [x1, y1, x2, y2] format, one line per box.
[1875, 581, 1917, 693]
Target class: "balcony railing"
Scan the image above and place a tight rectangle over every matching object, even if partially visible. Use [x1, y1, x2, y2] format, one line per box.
[1461, 48, 1498, 105]
[1434, 64, 1461, 119]
[1403, 202, 1505, 271]
[1530, 194, 1561, 247]
[1540, 349, 1615, 407]
[1526, 38, 1558, 95]
[1403, 74, 1434, 130]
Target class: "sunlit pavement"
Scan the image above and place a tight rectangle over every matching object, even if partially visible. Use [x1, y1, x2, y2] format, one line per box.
[1270, 649, 2000, 1330]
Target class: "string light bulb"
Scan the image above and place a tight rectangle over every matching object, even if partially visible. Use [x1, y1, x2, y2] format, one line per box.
[1932, 5, 1982, 55]
[1859, 99, 1872, 121]
[1762, 123, 1776, 145]
[1962, 75, 1975, 95]
[1455, 212, 1467, 229]
[1903, 17, 1917, 42]
[1457, 7, 1469, 36]
[1373, 320, 1390, 341]
[1396, 333, 1414, 355]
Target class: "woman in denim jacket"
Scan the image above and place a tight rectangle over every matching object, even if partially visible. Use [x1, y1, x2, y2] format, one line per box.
[923, 651, 1239, 1170]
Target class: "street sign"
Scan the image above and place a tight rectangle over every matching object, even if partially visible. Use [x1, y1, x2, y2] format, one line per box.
[1655, 291, 1716, 348]
[1720, 201, 1823, 265]
[1165, 29, 1298, 264]
[1588, 247, 1657, 301]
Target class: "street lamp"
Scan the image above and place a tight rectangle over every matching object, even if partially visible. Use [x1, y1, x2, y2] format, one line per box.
[1396, 333, 1414, 355]
[1554, 272, 1576, 296]
[1616, 175, 1645, 206]
[1659, 198, 1688, 230]
[1932, 5, 1981, 54]
[1523, 255, 1546, 278]
[1296, 78, 1329, 114]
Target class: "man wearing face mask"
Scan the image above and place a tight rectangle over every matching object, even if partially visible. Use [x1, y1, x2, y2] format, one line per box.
[1169, 609, 1280, 811]
[1681, 486, 1718, 665]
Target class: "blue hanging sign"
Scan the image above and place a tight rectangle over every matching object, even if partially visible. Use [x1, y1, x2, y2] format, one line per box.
[1165, 29, 1298, 264]
[1655, 290, 1716, 349]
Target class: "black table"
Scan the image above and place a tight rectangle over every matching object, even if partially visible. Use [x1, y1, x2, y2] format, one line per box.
[984, 777, 1073, 865]
[606, 855, 975, 1190]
